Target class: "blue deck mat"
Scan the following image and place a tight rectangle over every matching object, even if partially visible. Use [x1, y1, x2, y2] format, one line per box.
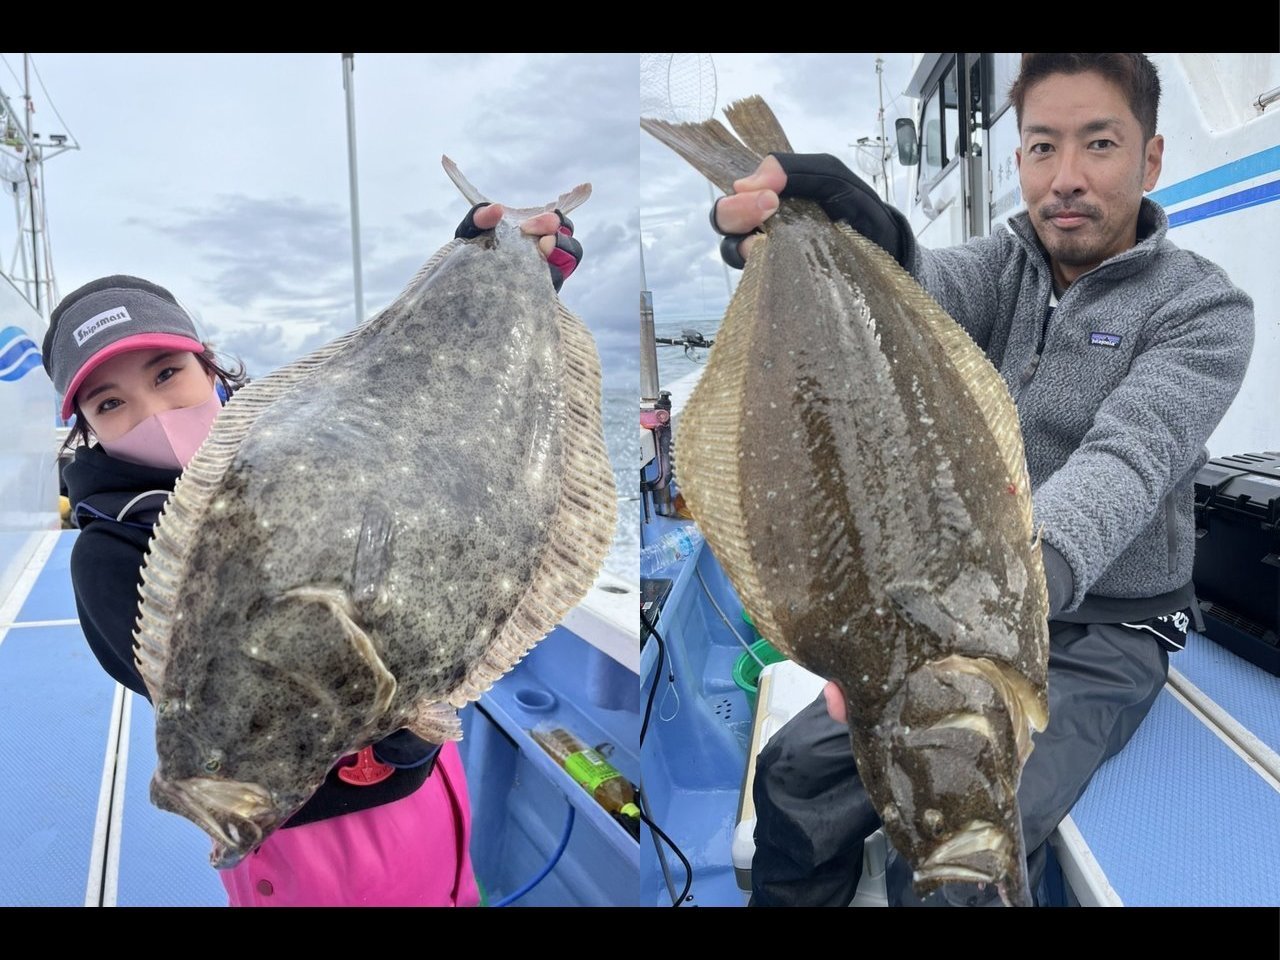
[1174, 630, 1280, 757]
[0, 623, 116, 906]
[1069, 687, 1280, 906]
[114, 694, 228, 906]
[15, 531, 79, 624]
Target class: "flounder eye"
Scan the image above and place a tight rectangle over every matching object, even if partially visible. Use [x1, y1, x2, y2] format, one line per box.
[924, 808, 945, 836]
[204, 757, 222, 773]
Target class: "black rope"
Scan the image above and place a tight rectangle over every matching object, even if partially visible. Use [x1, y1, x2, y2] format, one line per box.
[637, 803, 694, 907]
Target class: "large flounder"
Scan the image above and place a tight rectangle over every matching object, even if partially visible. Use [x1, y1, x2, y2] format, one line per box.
[134, 159, 617, 868]
[643, 98, 1049, 906]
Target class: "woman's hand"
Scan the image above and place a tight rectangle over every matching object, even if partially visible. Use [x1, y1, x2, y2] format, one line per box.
[456, 203, 583, 291]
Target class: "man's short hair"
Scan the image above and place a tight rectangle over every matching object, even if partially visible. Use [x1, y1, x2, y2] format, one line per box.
[1009, 54, 1161, 143]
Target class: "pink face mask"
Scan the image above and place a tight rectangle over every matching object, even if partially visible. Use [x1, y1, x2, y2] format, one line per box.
[99, 391, 223, 470]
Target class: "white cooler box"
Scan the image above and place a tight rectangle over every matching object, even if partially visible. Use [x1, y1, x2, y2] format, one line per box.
[733, 659, 888, 907]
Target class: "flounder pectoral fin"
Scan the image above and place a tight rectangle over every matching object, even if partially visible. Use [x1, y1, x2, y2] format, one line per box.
[280, 586, 397, 722]
[406, 701, 463, 744]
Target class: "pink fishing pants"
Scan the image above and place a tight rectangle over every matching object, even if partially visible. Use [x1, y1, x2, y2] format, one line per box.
[219, 742, 481, 907]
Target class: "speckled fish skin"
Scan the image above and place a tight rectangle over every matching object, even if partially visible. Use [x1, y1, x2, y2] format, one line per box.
[134, 165, 616, 868]
[643, 98, 1049, 906]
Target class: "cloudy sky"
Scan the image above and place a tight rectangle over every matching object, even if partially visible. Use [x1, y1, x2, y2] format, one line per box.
[2, 52, 638, 389]
[641, 53, 916, 337]
[6, 53, 920, 400]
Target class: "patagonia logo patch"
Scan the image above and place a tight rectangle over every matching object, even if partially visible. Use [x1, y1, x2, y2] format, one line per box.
[1090, 332, 1122, 348]
[75, 306, 132, 346]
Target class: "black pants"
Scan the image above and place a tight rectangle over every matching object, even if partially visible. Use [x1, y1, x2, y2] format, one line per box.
[749, 619, 1169, 907]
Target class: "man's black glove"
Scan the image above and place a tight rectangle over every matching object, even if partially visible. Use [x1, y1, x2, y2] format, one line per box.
[1042, 541, 1075, 619]
[455, 202, 583, 293]
[713, 153, 907, 270]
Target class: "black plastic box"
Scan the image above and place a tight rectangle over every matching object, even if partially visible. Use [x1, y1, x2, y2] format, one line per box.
[1192, 452, 1280, 676]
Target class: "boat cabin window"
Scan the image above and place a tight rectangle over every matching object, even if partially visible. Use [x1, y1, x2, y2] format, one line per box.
[986, 53, 1021, 123]
[943, 64, 961, 159]
[921, 73, 947, 180]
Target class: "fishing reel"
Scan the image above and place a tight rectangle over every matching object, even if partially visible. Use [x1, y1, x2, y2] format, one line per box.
[655, 329, 716, 364]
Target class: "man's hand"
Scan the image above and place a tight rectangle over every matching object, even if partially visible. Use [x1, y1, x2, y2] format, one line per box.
[710, 156, 786, 266]
[712, 153, 907, 269]
[456, 202, 583, 292]
[823, 680, 847, 725]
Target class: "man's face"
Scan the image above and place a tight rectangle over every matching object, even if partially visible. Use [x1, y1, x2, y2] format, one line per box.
[1016, 70, 1163, 288]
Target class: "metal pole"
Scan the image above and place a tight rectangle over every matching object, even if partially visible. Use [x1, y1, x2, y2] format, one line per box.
[24, 55, 41, 316]
[710, 180, 734, 299]
[640, 291, 661, 405]
[342, 54, 365, 324]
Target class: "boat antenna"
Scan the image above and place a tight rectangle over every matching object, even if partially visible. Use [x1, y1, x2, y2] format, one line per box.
[0, 53, 79, 319]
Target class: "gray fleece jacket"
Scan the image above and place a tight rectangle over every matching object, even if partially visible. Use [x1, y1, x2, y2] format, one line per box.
[902, 198, 1254, 619]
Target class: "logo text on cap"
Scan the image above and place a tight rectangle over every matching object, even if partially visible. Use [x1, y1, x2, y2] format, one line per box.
[74, 306, 133, 347]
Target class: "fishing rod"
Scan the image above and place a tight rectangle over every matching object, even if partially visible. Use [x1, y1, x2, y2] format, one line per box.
[641, 291, 677, 522]
[653, 329, 715, 363]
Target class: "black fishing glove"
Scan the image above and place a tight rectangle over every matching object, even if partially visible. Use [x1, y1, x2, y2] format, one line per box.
[1042, 541, 1075, 618]
[454, 203, 583, 293]
[714, 153, 908, 270]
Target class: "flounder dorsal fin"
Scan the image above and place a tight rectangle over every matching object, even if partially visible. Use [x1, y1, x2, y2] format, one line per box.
[406, 702, 463, 744]
[443, 299, 617, 711]
[441, 155, 591, 221]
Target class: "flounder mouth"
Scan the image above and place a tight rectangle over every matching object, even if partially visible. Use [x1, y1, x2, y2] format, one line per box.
[913, 820, 1014, 887]
[150, 774, 278, 868]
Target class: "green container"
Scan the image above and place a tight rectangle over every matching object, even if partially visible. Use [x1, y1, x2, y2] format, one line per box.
[732, 638, 788, 710]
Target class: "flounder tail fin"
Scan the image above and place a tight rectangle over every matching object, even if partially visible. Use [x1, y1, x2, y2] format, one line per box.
[440, 156, 591, 220]
[723, 95, 795, 156]
[639, 113, 762, 195]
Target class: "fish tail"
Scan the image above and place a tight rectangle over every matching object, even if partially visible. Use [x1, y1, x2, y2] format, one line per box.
[440, 156, 591, 220]
[723, 95, 795, 156]
[639, 115, 763, 195]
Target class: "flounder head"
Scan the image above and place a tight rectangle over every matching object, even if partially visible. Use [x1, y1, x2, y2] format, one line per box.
[149, 586, 395, 868]
[868, 654, 1036, 906]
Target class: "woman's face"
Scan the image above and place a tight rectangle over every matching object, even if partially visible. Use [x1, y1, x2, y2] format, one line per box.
[76, 348, 216, 442]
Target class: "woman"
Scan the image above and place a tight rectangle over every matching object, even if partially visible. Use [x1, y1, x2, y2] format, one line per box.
[40, 205, 580, 906]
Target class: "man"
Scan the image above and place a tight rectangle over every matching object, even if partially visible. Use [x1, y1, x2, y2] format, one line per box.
[711, 54, 1255, 906]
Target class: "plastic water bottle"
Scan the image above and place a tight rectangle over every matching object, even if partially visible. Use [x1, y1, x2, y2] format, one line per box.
[530, 725, 641, 830]
[640, 526, 704, 577]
